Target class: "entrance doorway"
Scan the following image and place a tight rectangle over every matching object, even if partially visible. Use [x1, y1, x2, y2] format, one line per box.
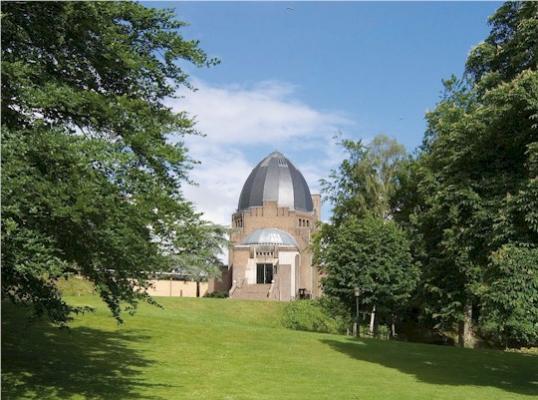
[256, 263, 273, 284]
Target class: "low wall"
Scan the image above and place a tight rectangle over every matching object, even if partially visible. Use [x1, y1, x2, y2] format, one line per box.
[146, 279, 208, 297]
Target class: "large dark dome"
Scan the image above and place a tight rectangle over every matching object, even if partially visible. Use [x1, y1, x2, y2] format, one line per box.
[238, 151, 314, 212]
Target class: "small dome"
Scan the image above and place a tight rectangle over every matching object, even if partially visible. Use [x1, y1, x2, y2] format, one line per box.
[238, 151, 314, 212]
[242, 228, 298, 247]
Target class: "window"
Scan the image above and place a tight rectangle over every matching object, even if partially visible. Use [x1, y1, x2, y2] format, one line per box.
[234, 216, 243, 228]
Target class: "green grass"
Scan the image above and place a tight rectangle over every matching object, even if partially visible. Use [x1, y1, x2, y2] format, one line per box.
[2, 296, 537, 400]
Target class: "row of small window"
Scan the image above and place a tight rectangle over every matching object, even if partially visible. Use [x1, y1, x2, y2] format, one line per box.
[256, 251, 275, 257]
[249, 247, 278, 258]
[299, 218, 310, 227]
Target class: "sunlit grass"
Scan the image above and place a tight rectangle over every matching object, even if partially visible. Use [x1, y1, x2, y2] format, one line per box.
[3, 296, 537, 400]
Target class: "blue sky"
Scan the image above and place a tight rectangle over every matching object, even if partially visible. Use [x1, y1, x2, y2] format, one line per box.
[146, 1, 501, 225]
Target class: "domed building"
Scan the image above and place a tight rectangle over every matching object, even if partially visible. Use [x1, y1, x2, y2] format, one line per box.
[211, 151, 322, 301]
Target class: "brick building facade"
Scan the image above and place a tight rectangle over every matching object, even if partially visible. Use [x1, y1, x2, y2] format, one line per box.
[210, 151, 321, 301]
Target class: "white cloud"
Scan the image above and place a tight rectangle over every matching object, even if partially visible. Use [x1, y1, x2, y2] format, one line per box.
[170, 79, 354, 235]
[181, 142, 254, 264]
[182, 142, 252, 227]
[170, 79, 351, 144]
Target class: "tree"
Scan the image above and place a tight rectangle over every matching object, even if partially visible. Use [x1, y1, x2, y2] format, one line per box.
[315, 134, 417, 333]
[465, 2, 538, 87]
[1, 2, 225, 324]
[399, 2, 538, 347]
[314, 215, 419, 335]
[479, 143, 538, 347]
[321, 134, 407, 223]
[169, 220, 228, 280]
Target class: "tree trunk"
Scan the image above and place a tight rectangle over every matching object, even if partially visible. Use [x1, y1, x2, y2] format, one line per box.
[391, 314, 396, 338]
[369, 305, 376, 335]
[458, 301, 475, 348]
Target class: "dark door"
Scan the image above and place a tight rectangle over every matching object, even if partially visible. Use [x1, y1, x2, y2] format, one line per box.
[265, 264, 273, 283]
[256, 263, 273, 284]
[256, 263, 265, 284]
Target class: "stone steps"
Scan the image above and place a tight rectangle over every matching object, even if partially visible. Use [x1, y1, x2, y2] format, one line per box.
[231, 284, 271, 300]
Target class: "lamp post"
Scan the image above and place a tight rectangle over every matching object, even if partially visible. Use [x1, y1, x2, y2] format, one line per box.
[354, 286, 361, 337]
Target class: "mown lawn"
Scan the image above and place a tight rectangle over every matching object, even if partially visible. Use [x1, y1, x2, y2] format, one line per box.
[2, 296, 537, 400]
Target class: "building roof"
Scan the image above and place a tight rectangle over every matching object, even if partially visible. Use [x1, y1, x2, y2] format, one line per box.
[241, 228, 298, 247]
[238, 151, 314, 212]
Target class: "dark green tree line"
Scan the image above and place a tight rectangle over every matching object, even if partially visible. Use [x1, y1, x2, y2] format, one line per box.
[316, 2, 537, 348]
[396, 1, 537, 348]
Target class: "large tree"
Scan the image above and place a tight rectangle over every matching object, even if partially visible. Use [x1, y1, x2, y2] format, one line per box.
[400, 2, 538, 347]
[315, 134, 417, 333]
[314, 215, 419, 335]
[1, 2, 224, 324]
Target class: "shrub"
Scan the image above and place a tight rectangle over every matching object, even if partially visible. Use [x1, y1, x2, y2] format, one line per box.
[281, 299, 348, 334]
[205, 291, 229, 298]
[317, 296, 352, 324]
[376, 324, 390, 340]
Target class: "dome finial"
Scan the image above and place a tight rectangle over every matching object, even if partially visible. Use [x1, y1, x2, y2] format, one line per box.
[267, 150, 284, 157]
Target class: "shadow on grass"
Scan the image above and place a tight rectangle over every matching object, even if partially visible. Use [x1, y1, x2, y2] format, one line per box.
[321, 337, 538, 396]
[2, 304, 175, 400]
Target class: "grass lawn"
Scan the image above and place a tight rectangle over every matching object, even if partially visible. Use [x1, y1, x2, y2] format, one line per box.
[2, 296, 538, 400]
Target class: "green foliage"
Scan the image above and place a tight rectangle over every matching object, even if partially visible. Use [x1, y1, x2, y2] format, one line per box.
[281, 299, 348, 334]
[466, 2, 538, 87]
[376, 324, 390, 340]
[1, 2, 225, 324]
[170, 222, 228, 280]
[2, 2, 217, 132]
[315, 134, 417, 331]
[321, 134, 407, 223]
[480, 245, 538, 348]
[396, 2, 538, 346]
[314, 215, 419, 322]
[204, 291, 229, 298]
